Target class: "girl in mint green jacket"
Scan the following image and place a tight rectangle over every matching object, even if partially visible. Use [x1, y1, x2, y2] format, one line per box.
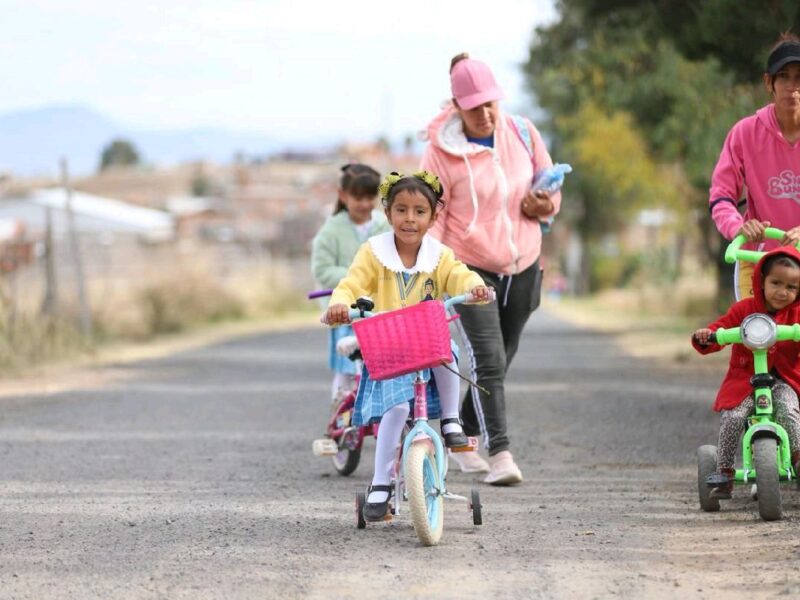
[311, 164, 390, 401]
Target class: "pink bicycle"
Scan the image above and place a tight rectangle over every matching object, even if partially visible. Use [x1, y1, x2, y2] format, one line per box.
[309, 291, 377, 476]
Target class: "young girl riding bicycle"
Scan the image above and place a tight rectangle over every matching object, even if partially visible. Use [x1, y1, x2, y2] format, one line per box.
[325, 171, 490, 522]
[311, 164, 390, 403]
[693, 246, 800, 498]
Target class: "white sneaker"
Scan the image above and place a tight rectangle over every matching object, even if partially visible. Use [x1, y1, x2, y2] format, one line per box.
[449, 449, 490, 473]
[484, 450, 523, 486]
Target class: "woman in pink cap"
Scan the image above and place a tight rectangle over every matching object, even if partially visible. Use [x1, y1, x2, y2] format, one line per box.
[420, 52, 562, 485]
[710, 32, 800, 300]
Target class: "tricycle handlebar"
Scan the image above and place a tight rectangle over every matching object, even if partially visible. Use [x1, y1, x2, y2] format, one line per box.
[724, 228, 800, 265]
[710, 323, 800, 347]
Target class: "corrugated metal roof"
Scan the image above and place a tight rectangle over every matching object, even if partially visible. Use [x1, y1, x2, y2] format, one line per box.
[0, 188, 174, 239]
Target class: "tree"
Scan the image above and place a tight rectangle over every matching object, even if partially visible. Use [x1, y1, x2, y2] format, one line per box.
[523, 1, 799, 301]
[98, 139, 141, 171]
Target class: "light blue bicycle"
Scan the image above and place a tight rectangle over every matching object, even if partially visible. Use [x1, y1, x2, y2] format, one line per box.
[344, 293, 488, 545]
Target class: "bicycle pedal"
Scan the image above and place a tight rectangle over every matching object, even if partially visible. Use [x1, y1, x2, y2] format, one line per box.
[312, 438, 339, 456]
[449, 436, 479, 453]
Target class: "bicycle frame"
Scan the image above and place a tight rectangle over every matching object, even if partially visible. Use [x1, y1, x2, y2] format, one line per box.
[397, 373, 448, 506]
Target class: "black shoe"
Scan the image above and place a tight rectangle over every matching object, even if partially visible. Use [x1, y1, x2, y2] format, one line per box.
[706, 471, 733, 500]
[363, 485, 392, 522]
[440, 417, 469, 449]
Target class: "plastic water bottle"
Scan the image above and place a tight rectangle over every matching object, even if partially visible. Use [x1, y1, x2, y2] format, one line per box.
[530, 163, 572, 233]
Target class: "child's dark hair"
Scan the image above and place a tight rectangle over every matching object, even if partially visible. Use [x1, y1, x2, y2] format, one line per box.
[333, 163, 381, 215]
[379, 171, 445, 213]
[761, 253, 800, 277]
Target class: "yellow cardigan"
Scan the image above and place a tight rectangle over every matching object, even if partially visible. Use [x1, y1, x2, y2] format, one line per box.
[330, 232, 484, 311]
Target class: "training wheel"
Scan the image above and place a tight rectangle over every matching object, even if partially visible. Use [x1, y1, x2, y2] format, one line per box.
[470, 488, 482, 526]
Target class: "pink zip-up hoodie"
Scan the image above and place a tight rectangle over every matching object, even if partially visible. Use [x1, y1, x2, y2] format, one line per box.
[420, 103, 560, 275]
[709, 104, 800, 250]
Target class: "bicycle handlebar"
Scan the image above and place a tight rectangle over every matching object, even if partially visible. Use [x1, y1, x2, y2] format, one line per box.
[307, 289, 334, 299]
[724, 228, 800, 265]
[322, 288, 496, 326]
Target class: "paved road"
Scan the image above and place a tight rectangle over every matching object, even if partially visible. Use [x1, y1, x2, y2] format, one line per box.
[1, 310, 799, 599]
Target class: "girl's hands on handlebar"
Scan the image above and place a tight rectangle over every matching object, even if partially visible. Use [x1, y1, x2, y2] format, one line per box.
[325, 303, 351, 325]
[693, 328, 714, 346]
[469, 285, 492, 303]
[736, 219, 770, 242]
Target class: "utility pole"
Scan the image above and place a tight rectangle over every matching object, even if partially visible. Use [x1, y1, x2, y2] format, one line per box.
[60, 157, 92, 337]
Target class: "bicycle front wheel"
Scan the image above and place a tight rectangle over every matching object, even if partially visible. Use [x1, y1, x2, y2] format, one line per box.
[406, 441, 443, 546]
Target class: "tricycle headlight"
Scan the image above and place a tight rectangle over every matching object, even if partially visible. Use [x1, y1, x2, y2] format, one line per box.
[741, 313, 777, 350]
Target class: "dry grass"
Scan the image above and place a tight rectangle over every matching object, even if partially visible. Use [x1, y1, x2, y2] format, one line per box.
[545, 277, 728, 367]
[0, 256, 308, 375]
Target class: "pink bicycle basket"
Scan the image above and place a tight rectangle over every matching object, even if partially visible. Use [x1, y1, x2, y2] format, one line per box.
[353, 300, 452, 380]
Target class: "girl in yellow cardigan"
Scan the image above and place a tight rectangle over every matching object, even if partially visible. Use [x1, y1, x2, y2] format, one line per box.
[326, 171, 490, 522]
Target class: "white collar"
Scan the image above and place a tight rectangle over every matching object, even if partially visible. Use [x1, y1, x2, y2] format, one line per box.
[368, 231, 444, 274]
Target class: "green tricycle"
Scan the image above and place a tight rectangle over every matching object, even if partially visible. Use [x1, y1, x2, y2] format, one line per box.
[697, 228, 800, 521]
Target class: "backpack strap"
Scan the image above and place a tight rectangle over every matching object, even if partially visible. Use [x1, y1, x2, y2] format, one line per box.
[509, 114, 534, 159]
[509, 114, 554, 233]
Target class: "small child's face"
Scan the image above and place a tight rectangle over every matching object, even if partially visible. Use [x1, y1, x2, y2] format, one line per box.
[341, 191, 377, 225]
[386, 190, 436, 248]
[763, 264, 800, 312]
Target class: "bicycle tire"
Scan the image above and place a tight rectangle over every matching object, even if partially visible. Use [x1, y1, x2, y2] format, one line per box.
[406, 441, 443, 546]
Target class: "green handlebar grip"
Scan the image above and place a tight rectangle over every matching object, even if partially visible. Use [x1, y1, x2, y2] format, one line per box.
[724, 228, 800, 264]
[776, 323, 800, 342]
[713, 327, 742, 345]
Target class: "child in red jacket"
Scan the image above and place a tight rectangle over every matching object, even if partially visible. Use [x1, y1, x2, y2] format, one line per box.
[693, 246, 800, 499]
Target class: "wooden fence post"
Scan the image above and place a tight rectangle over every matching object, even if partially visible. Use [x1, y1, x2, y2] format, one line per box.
[60, 158, 92, 337]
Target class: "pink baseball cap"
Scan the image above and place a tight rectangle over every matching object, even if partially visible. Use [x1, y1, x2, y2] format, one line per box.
[450, 57, 504, 110]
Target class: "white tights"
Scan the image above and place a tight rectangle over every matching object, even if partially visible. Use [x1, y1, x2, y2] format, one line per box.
[367, 363, 463, 503]
[331, 372, 354, 400]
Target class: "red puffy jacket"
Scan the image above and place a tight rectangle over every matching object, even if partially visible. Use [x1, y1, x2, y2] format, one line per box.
[692, 246, 800, 411]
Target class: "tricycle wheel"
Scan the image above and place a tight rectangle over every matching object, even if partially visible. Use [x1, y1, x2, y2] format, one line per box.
[753, 437, 782, 521]
[470, 488, 482, 526]
[697, 445, 720, 512]
[355, 491, 367, 529]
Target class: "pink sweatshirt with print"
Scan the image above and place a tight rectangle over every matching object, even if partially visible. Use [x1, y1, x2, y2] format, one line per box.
[420, 104, 560, 275]
[709, 104, 800, 250]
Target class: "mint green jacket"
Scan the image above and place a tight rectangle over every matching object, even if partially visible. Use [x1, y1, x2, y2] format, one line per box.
[311, 210, 390, 289]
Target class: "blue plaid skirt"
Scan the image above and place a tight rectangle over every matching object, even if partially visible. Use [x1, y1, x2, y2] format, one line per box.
[352, 341, 459, 426]
[328, 325, 358, 376]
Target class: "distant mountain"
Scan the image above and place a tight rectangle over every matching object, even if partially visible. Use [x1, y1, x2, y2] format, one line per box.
[0, 104, 286, 177]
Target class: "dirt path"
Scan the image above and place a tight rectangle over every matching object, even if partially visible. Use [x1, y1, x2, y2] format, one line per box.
[1, 309, 798, 599]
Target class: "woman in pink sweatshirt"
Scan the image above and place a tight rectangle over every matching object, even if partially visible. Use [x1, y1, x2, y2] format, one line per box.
[710, 33, 800, 299]
[420, 53, 561, 485]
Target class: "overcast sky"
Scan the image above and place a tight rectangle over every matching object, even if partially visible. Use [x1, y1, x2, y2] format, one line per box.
[0, 0, 557, 144]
